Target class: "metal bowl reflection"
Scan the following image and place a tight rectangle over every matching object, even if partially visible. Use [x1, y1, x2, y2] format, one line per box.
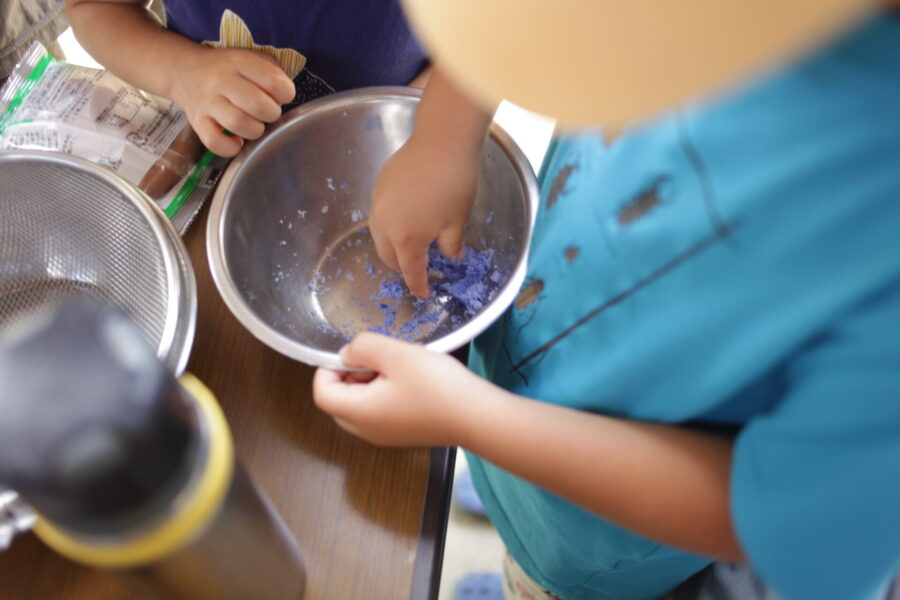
[206, 87, 538, 369]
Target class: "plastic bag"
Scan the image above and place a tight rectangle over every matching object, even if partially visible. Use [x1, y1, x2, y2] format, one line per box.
[0, 42, 226, 233]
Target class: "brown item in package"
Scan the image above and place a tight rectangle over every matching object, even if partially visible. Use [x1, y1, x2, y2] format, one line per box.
[139, 126, 205, 199]
[0, 42, 205, 200]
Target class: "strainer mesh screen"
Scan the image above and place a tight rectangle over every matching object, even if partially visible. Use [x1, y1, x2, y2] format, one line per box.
[0, 161, 169, 348]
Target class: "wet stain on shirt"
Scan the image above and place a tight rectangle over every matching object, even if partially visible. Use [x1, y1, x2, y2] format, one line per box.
[546, 163, 578, 210]
[618, 175, 669, 226]
[515, 278, 545, 310]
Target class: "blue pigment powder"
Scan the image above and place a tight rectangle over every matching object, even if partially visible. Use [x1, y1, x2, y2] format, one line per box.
[372, 278, 406, 302]
[361, 243, 502, 340]
[427, 245, 496, 316]
[312, 232, 505, 343]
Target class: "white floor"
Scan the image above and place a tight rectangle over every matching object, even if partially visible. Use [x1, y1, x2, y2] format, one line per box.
[439, 454, 507, 600]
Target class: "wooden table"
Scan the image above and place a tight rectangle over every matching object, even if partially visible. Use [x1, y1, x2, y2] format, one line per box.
[0, 203, 455, 600]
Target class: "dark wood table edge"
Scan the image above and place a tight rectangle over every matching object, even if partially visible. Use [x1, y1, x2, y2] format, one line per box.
[410, 447, 456, 600]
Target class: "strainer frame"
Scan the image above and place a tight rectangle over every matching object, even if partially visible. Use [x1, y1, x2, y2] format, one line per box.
[0, 151, 197, 374]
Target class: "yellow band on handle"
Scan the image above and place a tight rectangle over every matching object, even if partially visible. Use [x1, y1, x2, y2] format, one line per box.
[33, 374, 234, 569]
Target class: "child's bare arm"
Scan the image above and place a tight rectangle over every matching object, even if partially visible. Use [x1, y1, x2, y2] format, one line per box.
[313, 333, 744, 562]
[369, 67, 493, 297]
[457, 376, 742, 563]
[66, 0, 295, 156]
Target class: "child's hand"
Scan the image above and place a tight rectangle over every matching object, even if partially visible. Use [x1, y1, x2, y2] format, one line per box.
[369, 133, 479, 298]
[369, 67, 492, 299]
[313, 333, 482, 447]
[169, 47, 295, 157]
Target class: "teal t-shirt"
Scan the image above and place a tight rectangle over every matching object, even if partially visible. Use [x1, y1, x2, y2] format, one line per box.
[467, 14, 900, 600]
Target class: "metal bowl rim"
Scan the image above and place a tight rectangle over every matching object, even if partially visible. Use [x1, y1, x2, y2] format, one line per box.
[206, 86, 538, 370]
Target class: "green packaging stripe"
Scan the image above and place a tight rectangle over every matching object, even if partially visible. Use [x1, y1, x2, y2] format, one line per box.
[0, 53, 55, 134]
[164, 150, 215, 219]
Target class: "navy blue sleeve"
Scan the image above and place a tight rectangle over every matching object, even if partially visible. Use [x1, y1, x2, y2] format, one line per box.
[164, 0, 427, 94]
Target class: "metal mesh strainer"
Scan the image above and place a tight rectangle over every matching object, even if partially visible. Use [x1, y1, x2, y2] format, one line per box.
[0, 151, 196, 373]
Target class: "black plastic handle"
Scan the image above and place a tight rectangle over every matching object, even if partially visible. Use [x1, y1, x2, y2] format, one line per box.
[0, 298, 198, 533]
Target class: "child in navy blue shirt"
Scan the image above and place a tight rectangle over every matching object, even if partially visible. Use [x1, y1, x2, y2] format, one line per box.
[64, 0, 428, 157]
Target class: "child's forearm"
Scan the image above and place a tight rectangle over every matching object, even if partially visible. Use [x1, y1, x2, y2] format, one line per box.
[65, 0, 204, 100]
[453, 383, 743, 562]
[413, 66, 494, 160]
[314, 334, 743, 559]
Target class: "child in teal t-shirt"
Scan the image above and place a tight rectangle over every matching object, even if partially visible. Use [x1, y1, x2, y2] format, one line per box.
[313, 12, 900, 600]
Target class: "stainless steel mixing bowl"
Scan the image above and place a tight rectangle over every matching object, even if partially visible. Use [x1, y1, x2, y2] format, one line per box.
[207, 87, 538, 370]
[0, 151, 196, 374]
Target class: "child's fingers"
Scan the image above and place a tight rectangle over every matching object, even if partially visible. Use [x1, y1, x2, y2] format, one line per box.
[397, 241, 431, 298]
[210, 97, 266, 140]
[312, 368, 367, 418]
[224, 78, 283, 123]
[340, 332, 408, 373]
[238, 56, 296, 105]
[437, 227, 465, 260]
[333, 416, 363, 438]
[342, 370, 378, 384]
[194, 116, 243, 157]
[371, 228, 401, 272]
[313, 367, 343, 387]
